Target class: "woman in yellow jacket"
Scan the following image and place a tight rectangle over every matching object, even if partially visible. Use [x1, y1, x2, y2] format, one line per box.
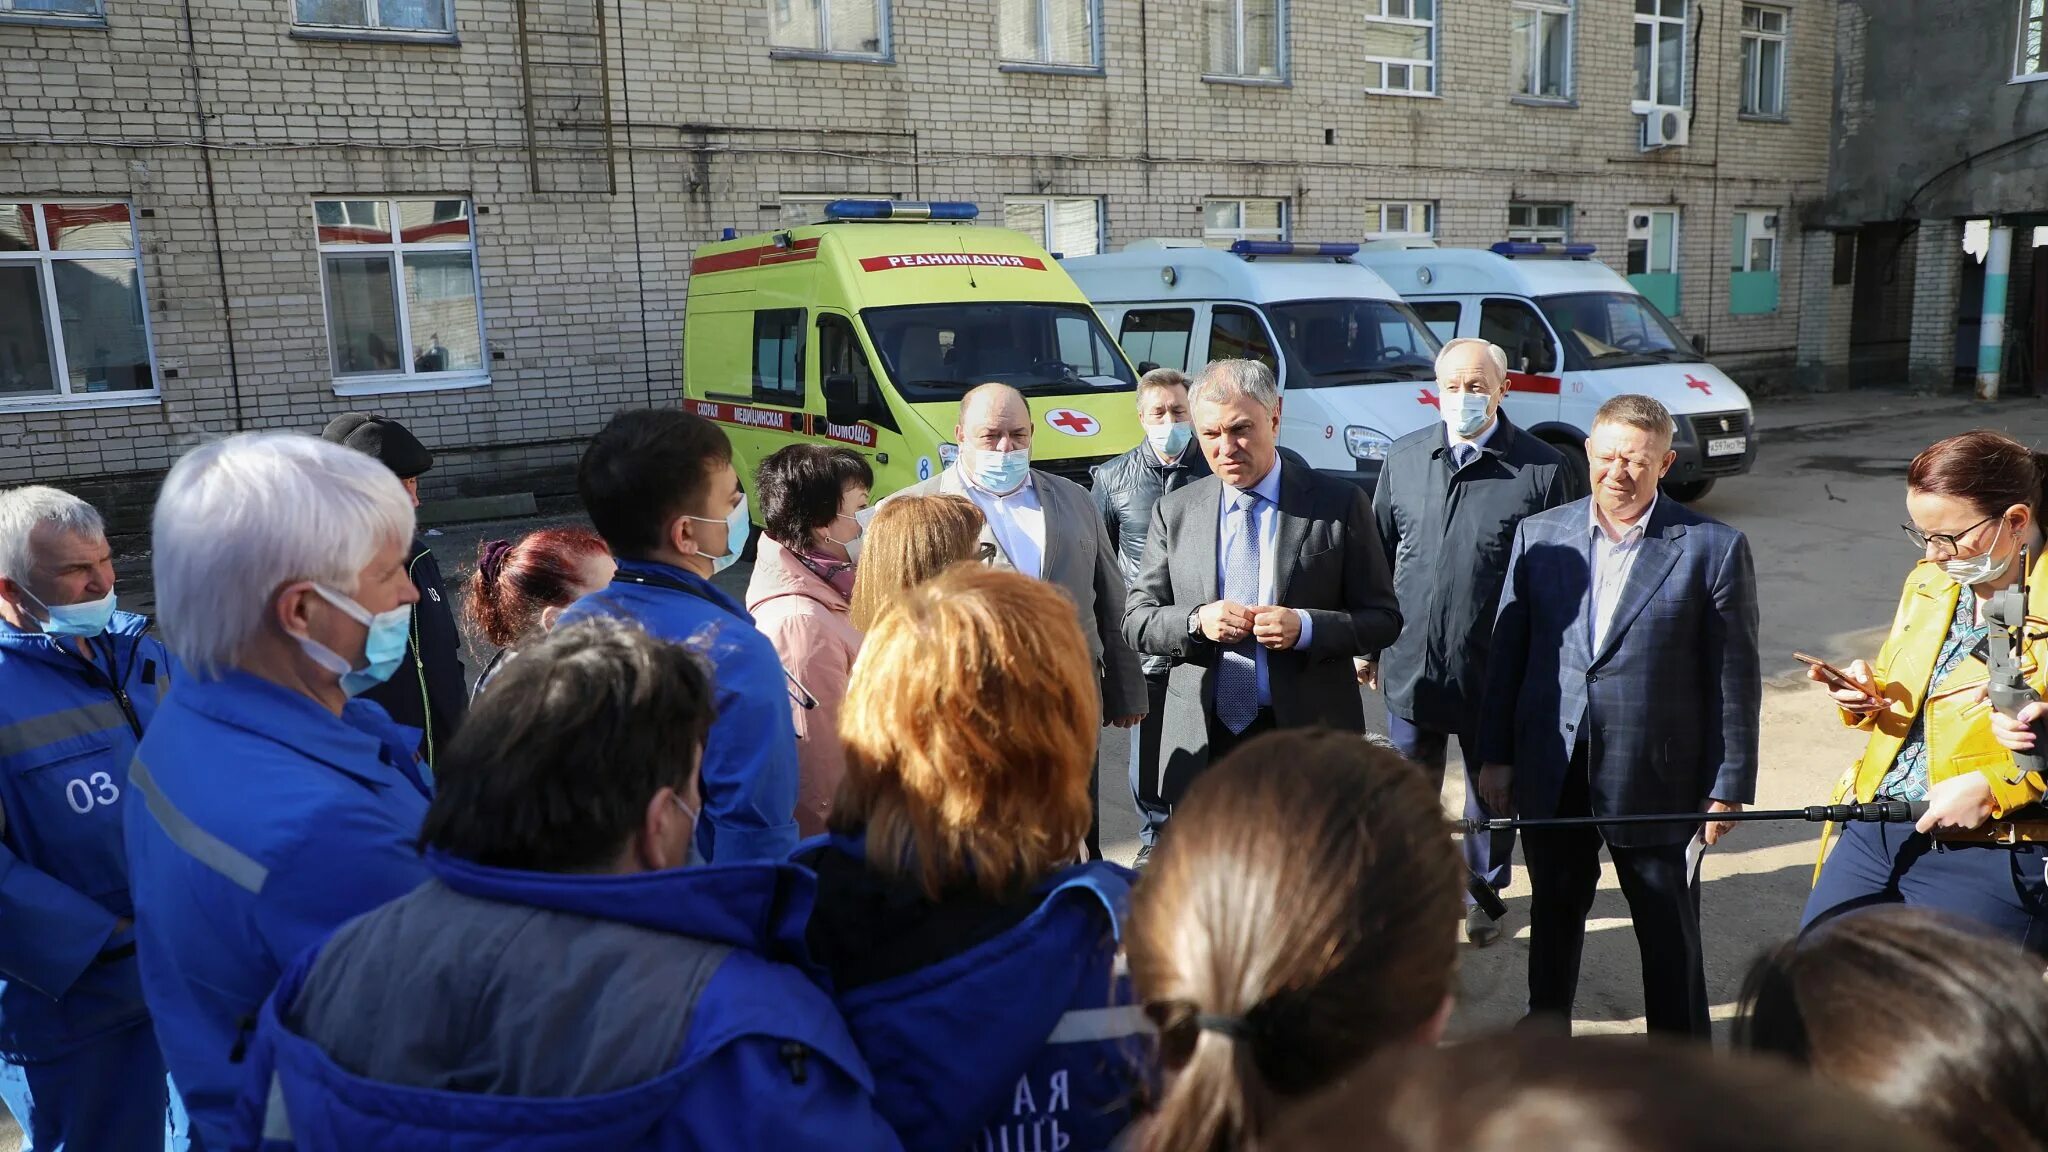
[1802, 430, 2048, 950]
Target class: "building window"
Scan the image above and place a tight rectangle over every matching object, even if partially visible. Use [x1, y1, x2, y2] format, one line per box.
[315, 198, 486, 389]
[1507, 202, 1571, 244]
[1363, 0, 1435, 95]
[0, 0, 102, 23]
[1203, 0, 1284, 81]
[1366, 201, 1436, 243]
[295, 0, 452, 34]
[1000, 0, 1098, 68]
[770, 0, 889, 59]
[1513, 0, 1572, 100]
[1626, 208, 1681, 315]
[1633, 0, 1685, 109]
[1740, 5, 1787, 115]
[1730, 208, 1780, 315]
[1203, 198, 1288, 247]
[1003, 197, 1102, 257]
[2018, 0, 2045, 78]
[0, 202, 159, 405]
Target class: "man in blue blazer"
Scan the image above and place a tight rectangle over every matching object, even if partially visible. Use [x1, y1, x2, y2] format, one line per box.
[1477, 394, 1760, 1037]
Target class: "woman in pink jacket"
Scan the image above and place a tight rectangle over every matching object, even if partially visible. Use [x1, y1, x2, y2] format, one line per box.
[747, 444, 873, 837]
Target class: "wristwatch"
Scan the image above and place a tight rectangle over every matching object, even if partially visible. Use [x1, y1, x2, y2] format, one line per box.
[1187, 606, 1204, 638]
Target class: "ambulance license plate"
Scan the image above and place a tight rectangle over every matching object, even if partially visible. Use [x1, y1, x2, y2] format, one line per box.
[1707, 436, 1747, 458]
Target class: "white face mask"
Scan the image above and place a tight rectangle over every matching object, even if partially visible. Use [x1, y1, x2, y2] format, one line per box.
[1941, 518, 2015, 587]
[1440, 392, 1493, 440]
[1145, 420, 1194, 460]
[827, 512, 865, 565]
[683, 495, 750, 576]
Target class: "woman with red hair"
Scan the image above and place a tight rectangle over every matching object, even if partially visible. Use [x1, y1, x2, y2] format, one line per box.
[464, 527, 615, 697]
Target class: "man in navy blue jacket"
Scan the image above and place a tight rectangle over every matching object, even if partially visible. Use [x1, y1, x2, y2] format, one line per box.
[560, 409, 800, 863]
[233, 618, 898, 1152]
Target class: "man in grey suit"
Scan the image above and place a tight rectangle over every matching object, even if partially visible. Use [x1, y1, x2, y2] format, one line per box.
[891, 382, 1146, 856]
[1123, 360, 1402, 831]
[1477, 393, 1760, 1038]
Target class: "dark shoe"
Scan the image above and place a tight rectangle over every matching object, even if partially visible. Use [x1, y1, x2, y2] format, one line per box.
[1466, 902, 1505, 947]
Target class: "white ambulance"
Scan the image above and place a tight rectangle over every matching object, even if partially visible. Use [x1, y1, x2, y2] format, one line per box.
[1354, 242, 1755, 501]
[1064, 239, 1444, 492]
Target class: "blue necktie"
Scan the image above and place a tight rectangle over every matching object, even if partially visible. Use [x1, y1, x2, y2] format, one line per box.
[1217, 489, 1262, 734]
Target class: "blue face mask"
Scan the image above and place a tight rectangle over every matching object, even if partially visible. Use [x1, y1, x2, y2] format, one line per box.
[684, 494, 751, 576]
[1440, 392, 1493, 440]
[1145, 420, 1194, 460]
[968, 448, 1032, 495]
[24, 587, 117, 638]
[297, 584, 413, 697]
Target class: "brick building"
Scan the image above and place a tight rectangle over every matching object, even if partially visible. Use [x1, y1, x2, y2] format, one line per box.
[1, 0, 1835, 511]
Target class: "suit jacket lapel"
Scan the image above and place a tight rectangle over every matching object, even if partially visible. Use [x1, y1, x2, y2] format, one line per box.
[940, 467, 1013, 570]
[1189, 476, 1223, 603]
[1590, 504, 1686, 669]
[1272, 464, 1312, 605]
[1035, 473, 1066, 584]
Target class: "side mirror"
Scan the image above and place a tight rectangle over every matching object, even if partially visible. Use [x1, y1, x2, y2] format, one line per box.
[1137, 360, 1161, 374]
[1691, 333, 1709, 356]
[823, 373, 861, 428]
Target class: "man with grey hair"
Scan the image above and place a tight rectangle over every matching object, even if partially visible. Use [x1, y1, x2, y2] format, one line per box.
[1363, 337, 1574, 945]
[124, 432, 433, 1150]
[0, 485, 186, 1149]
[1124, 359, 1401, 834]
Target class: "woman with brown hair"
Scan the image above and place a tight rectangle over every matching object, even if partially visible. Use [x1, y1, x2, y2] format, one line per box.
[1736, 906, 2048, 1151]
[846, 493, 987, 632]
[1126, 728, 1464, 1152]
[796, 566, 1145, 1152]
[1801, 429, 2048, 948]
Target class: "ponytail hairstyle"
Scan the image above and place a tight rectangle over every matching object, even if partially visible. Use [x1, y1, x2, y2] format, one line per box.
[464, 527, 612, 650]
[1905, 429, 2048, 523]
[1127, 729, 1463, 1152]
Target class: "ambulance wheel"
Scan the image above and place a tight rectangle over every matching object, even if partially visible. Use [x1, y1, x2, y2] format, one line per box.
[1540, 433, 1591, 499]
[1661, 478, 1716, 503]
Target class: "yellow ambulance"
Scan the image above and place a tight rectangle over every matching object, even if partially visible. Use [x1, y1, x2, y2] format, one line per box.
[681, 200, 1141, 513]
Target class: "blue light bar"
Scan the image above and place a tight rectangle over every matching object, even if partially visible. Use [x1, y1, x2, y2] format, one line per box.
[1230, 240, 1361, 258]
[1490, 241, 1598, 258]
[823, 199, 980, 222]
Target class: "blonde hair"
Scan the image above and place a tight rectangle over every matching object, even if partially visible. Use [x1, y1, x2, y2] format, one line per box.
[848, 493, 985, 631]
[834, 566, 1098, 900]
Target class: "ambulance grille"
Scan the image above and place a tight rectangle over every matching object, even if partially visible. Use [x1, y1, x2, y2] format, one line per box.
[1038, 454, 1116, 490]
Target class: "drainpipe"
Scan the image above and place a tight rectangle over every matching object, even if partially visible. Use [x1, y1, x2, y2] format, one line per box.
[1977, 222, 2014, 400]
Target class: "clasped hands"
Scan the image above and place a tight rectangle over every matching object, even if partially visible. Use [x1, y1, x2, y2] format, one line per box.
[1198, 599, 1300, 650]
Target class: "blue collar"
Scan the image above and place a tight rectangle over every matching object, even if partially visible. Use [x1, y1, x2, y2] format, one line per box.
[179, 669, 426, 792]
[609, 558, 752, 622]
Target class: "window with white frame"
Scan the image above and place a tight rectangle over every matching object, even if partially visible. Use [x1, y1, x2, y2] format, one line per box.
[1203, 198, 1288, 248]
[1732, 209, 1778, 273]
[2017, 0, 2045, 78]
[1203, 0, 1284, 80]
[1740, 5, 1787, 115]
[0, 202, 158, 403]
[315, 199, 486, 386]
[1003, 197, 1102, 257]
[770, 0, 888, 58]
[1626, 208, 1681, 315]
[1366, 201, 1435, 242]
[1633, 0, 1685, 109]
[1000, 0, 1097, 68]
[1363, 0, 1435, 95]
[0, 0, 102, 22]
[295, 0, 451, 34]
[1513, 0, 1572, 100]
[1508, 202, 1571, 244]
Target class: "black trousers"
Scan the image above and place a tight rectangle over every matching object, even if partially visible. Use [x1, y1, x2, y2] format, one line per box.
[1131, 673, 1172, 848]
[1204, 706, 1278, 772]
[1521, 743, 1710, 1037]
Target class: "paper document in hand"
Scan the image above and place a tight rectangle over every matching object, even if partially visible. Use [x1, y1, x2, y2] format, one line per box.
[1685, 830, 1706, 887]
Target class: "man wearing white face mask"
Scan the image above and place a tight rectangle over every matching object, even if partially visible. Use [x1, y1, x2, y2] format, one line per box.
[893, 382, 1147, 858]
[0, 485, 189, 1152]
[1093, 369, 1210, 862]
[123, 433, 432, 1150]
[1365, 338, 1575, 945]
[560, 408, 801, 865]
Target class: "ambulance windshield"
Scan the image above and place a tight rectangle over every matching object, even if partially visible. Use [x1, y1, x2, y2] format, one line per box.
[1537, 292, 1700, 372]
[863, 302, 1137, 401]
[1265, 298, 1440, 388]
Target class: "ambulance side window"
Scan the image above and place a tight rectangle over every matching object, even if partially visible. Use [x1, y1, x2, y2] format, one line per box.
[1207, 306, 1277, 372]
[752, 309, 806, 405]
[1409, 301, 1462, 345]
[1478, 298, 1557, 375]
[1118, 309, 1195, 372]
[818, 314, 898, 431]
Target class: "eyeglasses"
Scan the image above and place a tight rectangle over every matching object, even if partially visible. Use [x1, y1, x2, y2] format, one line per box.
[1901, 514, 1999, 557]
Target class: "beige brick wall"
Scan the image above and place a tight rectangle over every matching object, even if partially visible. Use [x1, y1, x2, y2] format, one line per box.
[0, 0, 1835, 496]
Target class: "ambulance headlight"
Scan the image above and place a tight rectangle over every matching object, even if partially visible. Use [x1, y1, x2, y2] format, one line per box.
[1344, 426, 1392, 461]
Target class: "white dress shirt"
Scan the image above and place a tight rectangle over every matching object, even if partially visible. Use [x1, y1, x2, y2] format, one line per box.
[1213, 459, 1313, 705]
[959, 466, 1046, 579]
[1589, 494, 1657, 651]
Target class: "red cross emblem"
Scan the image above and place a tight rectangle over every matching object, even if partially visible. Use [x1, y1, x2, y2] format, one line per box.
[1684, 374, 1713, 395]
[1045, 408, 1099, 436]
[1417, 388, 1439, 409]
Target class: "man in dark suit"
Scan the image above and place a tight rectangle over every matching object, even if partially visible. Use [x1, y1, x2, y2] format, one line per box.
[1124, 359, 1402, 819]
[1477, 394, 1760, 1037]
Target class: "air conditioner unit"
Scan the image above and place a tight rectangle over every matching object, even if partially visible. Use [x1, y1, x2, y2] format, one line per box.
[1640, 107, 1689, 150]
